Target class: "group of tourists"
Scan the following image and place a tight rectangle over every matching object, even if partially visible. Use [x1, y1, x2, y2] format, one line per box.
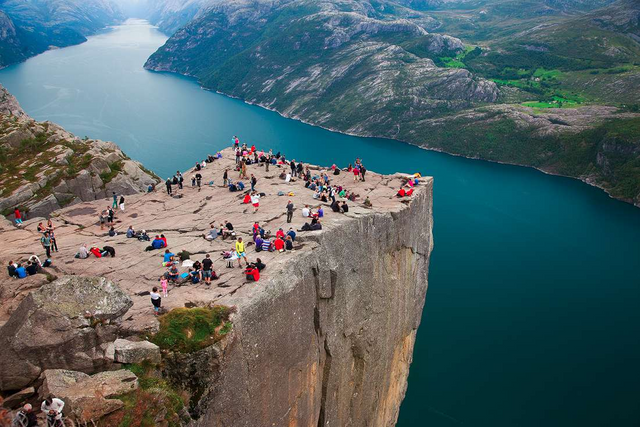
[165, 153, 223, 195]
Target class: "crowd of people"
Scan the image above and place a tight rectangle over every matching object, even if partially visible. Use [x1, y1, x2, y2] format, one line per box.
[8, 135, 420, 324]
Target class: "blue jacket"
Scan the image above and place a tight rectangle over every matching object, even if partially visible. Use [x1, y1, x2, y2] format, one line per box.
[16, 267, 27, 278]
[152, 239, 165, 249]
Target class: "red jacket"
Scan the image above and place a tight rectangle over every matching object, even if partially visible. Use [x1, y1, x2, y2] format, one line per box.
[274, 238, 285, 251]
[246, 267, 260, 281]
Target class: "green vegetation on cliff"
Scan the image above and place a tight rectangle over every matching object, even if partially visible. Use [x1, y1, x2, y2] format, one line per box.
[152, 307, 233, 353]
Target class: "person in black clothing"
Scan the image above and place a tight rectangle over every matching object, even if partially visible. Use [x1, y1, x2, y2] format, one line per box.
[7, 261, 17, 278]
[342, 202, 349, 213]
[166, 178, 172, 195]
[107, 208, 115, 224]
[290, 160, 297, 177]
[286, 200, 294, 223]
[360, 165, 366, 181]
[196, 173, 203, 188]
[225, 221, 234, 231]
[255, 258, 266, 271]
[202, 254, 215, 285]
[102, 246, 116, 257]
[223, 169, 229, 186]
[250, 174, 257, 192]
[26, 261, 38, 275]
[331, 200, 340, 212]
[195, 162, 202, 171]
[177, 171, 184, 189]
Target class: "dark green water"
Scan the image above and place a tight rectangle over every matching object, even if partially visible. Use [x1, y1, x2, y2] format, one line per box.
[1, 19, 639, 427]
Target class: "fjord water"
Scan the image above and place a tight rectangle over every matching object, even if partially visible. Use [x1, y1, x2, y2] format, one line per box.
[2, 19, 640, 426]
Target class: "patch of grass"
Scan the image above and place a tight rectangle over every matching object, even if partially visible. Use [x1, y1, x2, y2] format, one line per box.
[103, 362, 187, 427]
[152, 306, 233, 353]
[99, 160, 124, 185]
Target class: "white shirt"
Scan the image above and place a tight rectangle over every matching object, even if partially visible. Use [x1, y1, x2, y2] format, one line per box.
[250, 194, 260, 204]
[302, 207, 310, 217]
[42, 398, 65, 420]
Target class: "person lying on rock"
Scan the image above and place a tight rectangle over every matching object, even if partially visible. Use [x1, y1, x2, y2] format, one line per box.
[102, 246, 116, 257]
[41, 396, 65, 426]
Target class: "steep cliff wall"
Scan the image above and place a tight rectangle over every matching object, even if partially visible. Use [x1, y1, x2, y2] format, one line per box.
[192, 180, 433, 427]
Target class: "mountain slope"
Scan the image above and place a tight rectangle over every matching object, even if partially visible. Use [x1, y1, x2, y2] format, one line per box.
[0, 0, 123, 68]
[145, 0, 640, 206]
[0, 84, 160, 218]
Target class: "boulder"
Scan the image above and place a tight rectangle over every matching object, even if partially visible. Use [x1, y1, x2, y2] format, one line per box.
[39, 369, 138, 422]
[0, 276, 133, 390]
[1, 386, 35, 409]
[113, 339, 161, 364]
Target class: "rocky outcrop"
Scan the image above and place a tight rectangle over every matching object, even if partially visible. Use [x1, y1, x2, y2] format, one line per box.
[0, 85, 160, 218]
[113, 339, 161, 364]
[0, 276, 133, 391]
[188, 177, 434, 426]
[39, 369, 138, 421]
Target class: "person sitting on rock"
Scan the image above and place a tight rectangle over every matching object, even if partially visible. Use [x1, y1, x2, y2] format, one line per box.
[26, 260, 38, 276]
[75, 244, 89, 259]
[41, 396, 65, 426]
[285, 235, 294, 251]
[302, 205, 311, 217]
[261, 238, 274, 252]
[138, 230, 150, 241]
[147, 236, 165, 251]
[274, 236, 285, 252]
[364, 196, 372, 208]
[168, 264, 179, 282]
[341, 202, 349, 213]
[126, 226, 137, 238]
[245, 264, 260, 282]
[7, 260, 17, 278]
[13, 403, 38, 427]
[163, 249, 175, 266]
[205, 224, 219, 241]
[275, 228, 285, 239]
[15, 263, 27, 279]
[108, 226, 117, 237]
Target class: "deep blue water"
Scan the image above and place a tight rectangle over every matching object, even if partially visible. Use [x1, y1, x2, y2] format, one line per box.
[1, 19, 639, 427]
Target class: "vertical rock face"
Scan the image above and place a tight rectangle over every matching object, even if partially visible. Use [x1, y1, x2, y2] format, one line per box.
[193, 180, 433, 426]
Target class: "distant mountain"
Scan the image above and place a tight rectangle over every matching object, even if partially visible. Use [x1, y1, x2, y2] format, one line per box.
[145, 0, 212, 34]
[144, 0, 640, 207]
[0, 0, 123, 68]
